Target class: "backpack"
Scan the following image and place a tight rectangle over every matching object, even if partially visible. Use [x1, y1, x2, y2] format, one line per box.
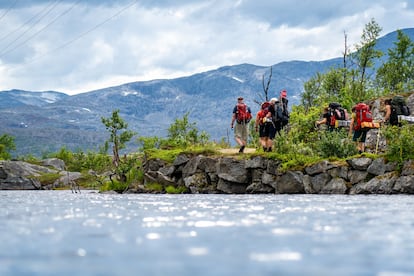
[328, 102, 349, 128]
[257, 102, 270, 125]
[278, 96, 290, 128]
[390, 96, 410, 126]
[353, 103, 375, 130]
[236, 103, 252, 123]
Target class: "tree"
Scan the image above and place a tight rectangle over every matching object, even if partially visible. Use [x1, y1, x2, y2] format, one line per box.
[101, 110, 136, 181]
[351, 18, 383, 101]
[302, 19, 384, 109]
[166, 112, 209, 147]
[376, 29, 414, 93]
[0, 134, 16, 160]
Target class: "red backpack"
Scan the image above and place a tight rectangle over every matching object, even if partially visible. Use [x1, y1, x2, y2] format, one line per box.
[353, 103, 373, 130]
[236, 103, 252, 123]
[257, 102, 270, 125]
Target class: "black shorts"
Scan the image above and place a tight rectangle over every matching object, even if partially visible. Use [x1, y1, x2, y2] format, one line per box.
[353, 129, 368, 142]
[259, 123, 276, 139]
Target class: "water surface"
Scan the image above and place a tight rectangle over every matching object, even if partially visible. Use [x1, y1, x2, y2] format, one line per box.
[1, 191, 413, 276]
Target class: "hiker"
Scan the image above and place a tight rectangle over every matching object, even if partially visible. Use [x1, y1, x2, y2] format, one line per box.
[383, 96, 410, 126]
[263, 97, 280, 151]
[349, 104, 372, 153]
[255, 102, 272, 152]
[316, 103, 349, 131]
[255, 101, 275, 152]
[315, 107, 330, 130]
[382, 99, 393, 125]
[278, 90, 290, 130]
[231, 96, 252, 153]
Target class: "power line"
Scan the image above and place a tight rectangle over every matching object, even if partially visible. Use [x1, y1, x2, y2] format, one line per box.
[49, 0, 138, 55]
[0, 0, 62, 55]
[0, 0, 18, 23]
[19, 0, 138, 65]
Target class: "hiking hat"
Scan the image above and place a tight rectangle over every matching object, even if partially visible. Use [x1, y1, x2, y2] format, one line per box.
[270, 97, 279, 103]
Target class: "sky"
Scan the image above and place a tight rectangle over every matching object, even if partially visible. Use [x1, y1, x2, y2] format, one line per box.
[0, 0, 413, 95]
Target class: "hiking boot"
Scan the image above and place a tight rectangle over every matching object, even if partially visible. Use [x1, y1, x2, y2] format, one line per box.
[239, 145, 245, 153]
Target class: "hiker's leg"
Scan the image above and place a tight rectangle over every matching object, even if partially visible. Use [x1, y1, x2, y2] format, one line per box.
[359, 131, 368, 152]
[267, 124, 276, 151]
[234, 123, 244, 146]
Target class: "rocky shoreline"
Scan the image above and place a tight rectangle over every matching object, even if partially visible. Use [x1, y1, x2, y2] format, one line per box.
[136, 154, 414, 194]
[1, 155, 414, 194]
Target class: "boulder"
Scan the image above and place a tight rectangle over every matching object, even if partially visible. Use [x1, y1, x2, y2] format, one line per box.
[309, 172, 332, 193]
[350, 172, 398, 194]
[275, 171, 305, 194]
[320, 178, 347, 194]
[0, 160, 58, 190]
[393, 175, 414, 194]
[347, 157, 373, 171]
[42, 158, 65, 170]
[217, 158, 248, 183]
[305, 160, 336, 176]
[217, 178, 247, 194]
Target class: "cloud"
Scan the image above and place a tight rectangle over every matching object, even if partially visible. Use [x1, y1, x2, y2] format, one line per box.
[0, 0, 413, 94]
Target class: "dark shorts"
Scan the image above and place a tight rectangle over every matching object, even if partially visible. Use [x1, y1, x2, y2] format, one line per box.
[260, 123, 276, 139]
[353, 129, 368, 142]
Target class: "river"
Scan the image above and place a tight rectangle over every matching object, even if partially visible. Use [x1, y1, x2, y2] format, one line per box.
[1, 191, 413, 276]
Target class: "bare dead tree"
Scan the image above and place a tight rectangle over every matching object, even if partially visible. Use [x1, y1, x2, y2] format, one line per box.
[255, 66, 273, 106]
[342, 30, 351, 88]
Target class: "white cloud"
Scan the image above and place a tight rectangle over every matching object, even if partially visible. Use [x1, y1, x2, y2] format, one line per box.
[0, 0, 412, 95]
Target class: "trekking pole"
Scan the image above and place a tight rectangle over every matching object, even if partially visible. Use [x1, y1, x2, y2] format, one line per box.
[375, 123, 381, 154]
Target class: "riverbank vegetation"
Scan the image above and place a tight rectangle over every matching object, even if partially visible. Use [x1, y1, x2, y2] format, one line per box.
[1, 19, 414, 193]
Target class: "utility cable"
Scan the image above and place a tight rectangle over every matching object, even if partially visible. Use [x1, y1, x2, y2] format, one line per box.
[0, 0, 18, 22]
[48, 0, 138, 55]
[0, 0, 81, 58]
[18, 0, 138, 65]
[0, 0, 62, 56]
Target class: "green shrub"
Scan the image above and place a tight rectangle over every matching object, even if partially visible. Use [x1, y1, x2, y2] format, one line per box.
[145, 182, 163, 192]
[100, 179, 129, 193]
[384, 123, 414, 164]
[314, 130, 358, 158]
[165, 185, 188, 194]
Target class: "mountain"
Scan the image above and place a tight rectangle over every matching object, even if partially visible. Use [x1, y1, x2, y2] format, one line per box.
[1, 28, 413, 157]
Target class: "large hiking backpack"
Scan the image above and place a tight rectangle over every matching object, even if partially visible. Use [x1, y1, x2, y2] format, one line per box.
[390, 95, 410, 126]
[353, 103, 378, 130]
[278, 91, 290, 128]
[328, 102, 349, 128]
[236, 103, 252, 123]
[257, 102, 271, 125]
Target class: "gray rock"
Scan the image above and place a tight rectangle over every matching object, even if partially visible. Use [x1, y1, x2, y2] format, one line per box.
[321, 178, 347, 194]
[246, 182, 274, 194]
[348, 170, 368, 184]
[0, 160, 58, 190]
[184, 173, 209, 193]
[309, 172, 332, 193]
[173, 154, 190, 166]
[42, 158, 65, 170]
[217, 158, 248, 183]
[401, 160, 414, 176]
[266, 159, 280, 175]
[276, 171, 304, 194]
[262, 172, 277, 186]
[347, 157, 373, 171]
[367, 158, 387, 176]
[217, 178, 247, 194]
[350, 172, 397, 194]
[393, 175, 414, 194]
[305, 160, 336, 176]
[245, 156, 267, 169]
